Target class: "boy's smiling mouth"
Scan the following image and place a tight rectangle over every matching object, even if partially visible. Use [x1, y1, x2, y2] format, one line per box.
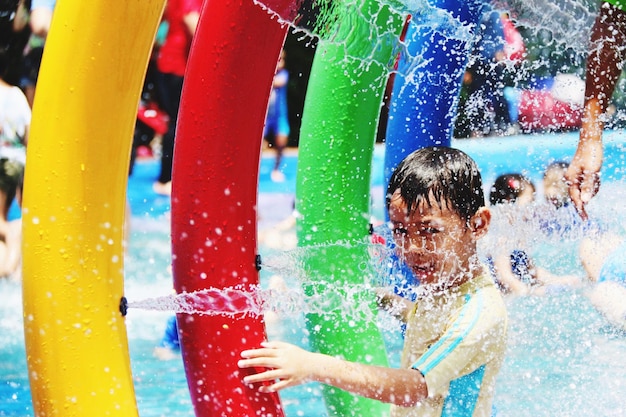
[410, 262, 435, 278]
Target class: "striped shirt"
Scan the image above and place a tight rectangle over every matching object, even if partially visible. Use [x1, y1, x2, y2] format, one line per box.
[391, 272, 508, 417]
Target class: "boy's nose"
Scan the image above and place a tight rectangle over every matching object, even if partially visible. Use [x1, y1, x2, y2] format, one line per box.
[402, 239, 428, 258]
[407, 235, 429, 249]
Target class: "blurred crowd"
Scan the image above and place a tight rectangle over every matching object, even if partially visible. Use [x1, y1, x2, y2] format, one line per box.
[454, 8, 591, 138]
[0, 0, 31, 281]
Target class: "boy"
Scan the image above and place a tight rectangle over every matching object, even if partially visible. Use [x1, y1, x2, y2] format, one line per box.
[579, 231, 626, 331]
[238, 147, 508, 416]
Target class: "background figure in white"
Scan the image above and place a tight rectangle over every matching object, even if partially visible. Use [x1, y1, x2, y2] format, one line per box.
[0, 49, 30, 165]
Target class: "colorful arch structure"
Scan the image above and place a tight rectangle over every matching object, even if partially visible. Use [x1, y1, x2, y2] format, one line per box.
[22, 1, 166, 416]
[295, 0, 403, 415]
[171, 0, 299, 415]
[383, 0, 486, 188]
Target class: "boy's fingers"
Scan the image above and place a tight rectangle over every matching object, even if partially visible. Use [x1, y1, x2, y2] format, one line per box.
[242, 369, 295, 392]
[259, 379, 291, 393]
[241, 341, 287, 358]
[261, 340, 290, 349]
[238, 357, 274, 369]
[240, 347, 277, 359]
[242, 368, 282, 384]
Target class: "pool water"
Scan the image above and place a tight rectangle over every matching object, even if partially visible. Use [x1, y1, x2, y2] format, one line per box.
[2, 135, 626, 416]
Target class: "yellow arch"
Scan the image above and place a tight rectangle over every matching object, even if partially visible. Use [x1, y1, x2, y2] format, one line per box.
[22, 1, 165, 415]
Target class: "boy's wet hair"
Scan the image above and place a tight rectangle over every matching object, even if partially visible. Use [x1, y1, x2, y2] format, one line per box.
[489, 173, 534, 205]
[386, 147, 485, 222]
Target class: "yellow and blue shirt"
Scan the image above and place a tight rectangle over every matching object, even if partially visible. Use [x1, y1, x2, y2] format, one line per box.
[391, 271, 508, 417]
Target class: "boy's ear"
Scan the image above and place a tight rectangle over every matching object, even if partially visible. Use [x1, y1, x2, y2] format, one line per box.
[470, 207, 491, 239]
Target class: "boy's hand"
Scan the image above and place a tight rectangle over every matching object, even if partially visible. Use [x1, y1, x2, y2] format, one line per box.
[239, 341, 315, 392]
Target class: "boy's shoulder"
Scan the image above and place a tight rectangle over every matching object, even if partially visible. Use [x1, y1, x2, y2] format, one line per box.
[438, 271, 507, 327]
[415, 271, 505, 317]
[460, 272, 508, 333]
[464, 271, 507, 310]
[408, 271, 507, 353]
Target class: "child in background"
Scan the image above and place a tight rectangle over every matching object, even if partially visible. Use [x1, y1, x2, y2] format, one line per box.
[0, 49, 30, 165]
[264, 49, 290, 183]
[542, 161, 570, 208]
[153, 315, 180, 361]
[487, 173, 581, 295]
[152, 0, 202, 196]
[488, 174, 538, 293]
[239, 147, 508, 416]
[0, 158, 23, 279]
[536, 160, 605, 241]
[537, 160, 595, 238]
[579, 231, 626, 331]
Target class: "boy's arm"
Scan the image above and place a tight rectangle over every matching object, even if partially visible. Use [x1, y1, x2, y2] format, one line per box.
[239, 341, 428, 407]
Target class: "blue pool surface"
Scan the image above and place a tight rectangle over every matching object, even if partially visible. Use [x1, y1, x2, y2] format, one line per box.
[3, 133, 626, 416]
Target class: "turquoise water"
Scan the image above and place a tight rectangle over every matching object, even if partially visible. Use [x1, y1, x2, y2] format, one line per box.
[2, 135, 626, 416]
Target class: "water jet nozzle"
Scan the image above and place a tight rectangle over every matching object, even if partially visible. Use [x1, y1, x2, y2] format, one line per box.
[119, 297, 128, 316]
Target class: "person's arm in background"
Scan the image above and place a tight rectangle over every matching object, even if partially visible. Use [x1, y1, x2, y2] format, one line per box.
[12, 0, 29, 32]
[29, 0, 55, 38]
[183, 10, 200, 35]
[491, 253, 531, 295]
[566, 2, 626, 219]
[0, 220, 22, 279]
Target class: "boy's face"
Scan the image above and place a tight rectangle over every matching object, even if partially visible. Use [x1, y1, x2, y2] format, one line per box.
[388, 190, 482, 288]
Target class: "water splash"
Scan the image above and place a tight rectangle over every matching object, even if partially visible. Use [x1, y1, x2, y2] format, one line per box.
[129, 281, 387, 322]
[129, 196, 626, 319]
[497, 0, 596, 54]
[268, 0, 598, 74]
[251, 0, 623, 145]
[129, 238, 410, 325]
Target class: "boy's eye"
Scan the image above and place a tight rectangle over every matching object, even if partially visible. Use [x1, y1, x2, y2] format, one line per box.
[393, 225, 440, 236]
[393, 226, 408, 236]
